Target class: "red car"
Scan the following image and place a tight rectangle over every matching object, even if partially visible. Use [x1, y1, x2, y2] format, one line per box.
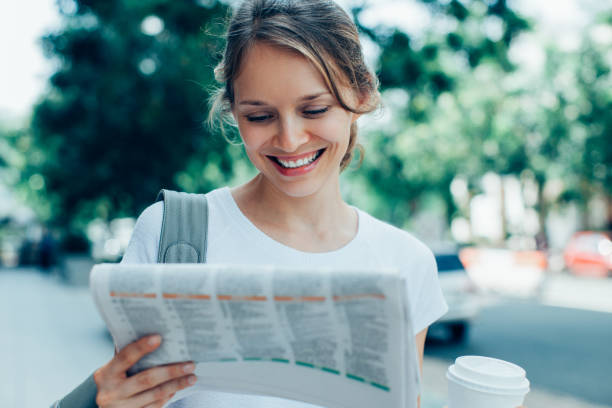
[563, 231, 612, 277]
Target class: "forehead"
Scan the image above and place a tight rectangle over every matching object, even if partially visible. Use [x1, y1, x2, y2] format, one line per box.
[233, 42, 329, 103]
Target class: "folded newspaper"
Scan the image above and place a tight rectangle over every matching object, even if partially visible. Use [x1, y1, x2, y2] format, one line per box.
[90, 264, 420, 408]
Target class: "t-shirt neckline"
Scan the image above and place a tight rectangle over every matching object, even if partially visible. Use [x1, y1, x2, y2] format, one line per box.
[218, 186, 364, 256]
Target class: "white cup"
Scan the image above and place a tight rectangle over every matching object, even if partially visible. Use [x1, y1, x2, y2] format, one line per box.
[446, 355, 530, 408]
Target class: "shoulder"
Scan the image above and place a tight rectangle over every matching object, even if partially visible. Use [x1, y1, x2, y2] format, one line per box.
[139, 200, 164, 224]
[136, 187, 229, 227]
[130, 187, 227, 240]
[150, 187, 229, 214]
[121, 202, 163, 264]
[133, 200, 165, 241]
[122, 188, 229, 264]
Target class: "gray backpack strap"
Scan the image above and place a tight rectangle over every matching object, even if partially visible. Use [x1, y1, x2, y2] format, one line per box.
[156, 189, 208, 263]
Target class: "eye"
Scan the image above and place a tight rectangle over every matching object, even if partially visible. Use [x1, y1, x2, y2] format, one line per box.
[246, 114, 273, 123]
[303, 106, 329, 117]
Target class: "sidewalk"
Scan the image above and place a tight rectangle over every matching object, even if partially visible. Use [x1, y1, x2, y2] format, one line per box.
[0, 268, 113, 408]
[538, 273, 612, 313]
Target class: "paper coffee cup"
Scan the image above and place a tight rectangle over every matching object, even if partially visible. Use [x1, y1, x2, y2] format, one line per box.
[446, 355, 530, 408]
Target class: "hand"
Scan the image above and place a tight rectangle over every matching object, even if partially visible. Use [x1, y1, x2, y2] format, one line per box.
[94, 334, 197, 408]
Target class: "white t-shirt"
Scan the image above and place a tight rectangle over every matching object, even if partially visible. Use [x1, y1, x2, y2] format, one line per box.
[121, 187, 448, 408]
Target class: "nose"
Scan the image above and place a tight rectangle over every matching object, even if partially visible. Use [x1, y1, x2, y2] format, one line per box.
[275, 116, 309, 153]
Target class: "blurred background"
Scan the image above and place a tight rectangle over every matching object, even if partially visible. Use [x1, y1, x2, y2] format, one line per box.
[0, 0, 611, 407]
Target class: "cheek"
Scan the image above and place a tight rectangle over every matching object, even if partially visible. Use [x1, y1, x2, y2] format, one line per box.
[238, 124, 268, 152]
[314, 115, 352, 144]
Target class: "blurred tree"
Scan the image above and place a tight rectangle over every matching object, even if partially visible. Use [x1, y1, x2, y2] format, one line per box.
[0, 130, 9, 169]
[574, 42, 612, 202]
[533, 26, 612, 230]
[349, 0, 530, 231]
[355, 0, 528, 116]
[27, 0, 234, 234]
[348, 3, 611, 242]
[0, 127, 25, 188]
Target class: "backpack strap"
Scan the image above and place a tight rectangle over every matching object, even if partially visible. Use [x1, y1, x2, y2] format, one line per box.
[156, 189, 208, 263]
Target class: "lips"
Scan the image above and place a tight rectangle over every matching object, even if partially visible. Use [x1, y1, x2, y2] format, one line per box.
[266, 148, 326, 176]
[267, 149, 325, 169]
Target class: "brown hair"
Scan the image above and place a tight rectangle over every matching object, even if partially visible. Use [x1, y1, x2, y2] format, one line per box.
[209, 0, 380, 170]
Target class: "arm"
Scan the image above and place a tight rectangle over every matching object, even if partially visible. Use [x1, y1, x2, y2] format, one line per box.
[416, 327, 428, 375]
[53, 336, 196, 408]
[415, 327, 428, 408]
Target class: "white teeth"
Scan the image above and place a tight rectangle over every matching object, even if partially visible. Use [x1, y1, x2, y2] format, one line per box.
[276, 151, 321, 168]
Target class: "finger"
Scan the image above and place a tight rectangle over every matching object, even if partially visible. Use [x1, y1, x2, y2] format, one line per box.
[111, 335, 162, 375]
[130, 375, 197, 407]
[143, 402, 165, 408]
[156, 391, 176, 408]
[143, 394, 174, 408]
[119, 362, 195, 398]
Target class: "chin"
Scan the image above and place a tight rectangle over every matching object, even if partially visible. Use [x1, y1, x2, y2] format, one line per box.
[271, 181, 325, 199]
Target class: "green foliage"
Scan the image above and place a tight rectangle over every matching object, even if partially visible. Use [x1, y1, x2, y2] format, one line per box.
[28, 0, 237, 231]
[355, 0, 529, 96]
[575, 45, 612, 195]
[0, 131, 10, 168]
[349, 0, 530, 225]
[350, 2, 610, 233]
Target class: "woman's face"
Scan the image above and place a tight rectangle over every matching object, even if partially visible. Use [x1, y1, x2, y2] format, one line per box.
[231, 42, 359, 198]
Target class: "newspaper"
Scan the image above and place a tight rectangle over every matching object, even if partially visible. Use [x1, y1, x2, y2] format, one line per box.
[90, 263, 420, 408]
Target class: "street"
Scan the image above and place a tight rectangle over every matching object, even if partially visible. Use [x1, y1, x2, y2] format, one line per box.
[422, 299, 612, 408]
[1, 268, 611, 408]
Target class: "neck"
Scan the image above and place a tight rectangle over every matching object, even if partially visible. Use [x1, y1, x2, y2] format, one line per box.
[235, 174, 349, 229]
[231, 173, 357, 252]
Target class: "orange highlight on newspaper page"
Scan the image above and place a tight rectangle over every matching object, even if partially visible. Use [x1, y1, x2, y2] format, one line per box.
[333, 293, 386, 301]
[162, 293, 211, 300]
[274, 296, 326, 302]
[217, 295, 268, 301]
[110, 291, 157, 299]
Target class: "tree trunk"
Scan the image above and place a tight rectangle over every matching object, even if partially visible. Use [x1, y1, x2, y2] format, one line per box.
[607, 194, 612, 231]
[579, 179, 591, 230]
[535, 177, 548, 250]
[500, 176, 507, 243]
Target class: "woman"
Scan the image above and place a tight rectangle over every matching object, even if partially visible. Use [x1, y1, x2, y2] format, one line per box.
[56, 0, 450, 407]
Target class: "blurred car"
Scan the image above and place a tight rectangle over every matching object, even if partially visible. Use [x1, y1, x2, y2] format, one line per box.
[458, 247, 547, 297]
[433, 253, 481, 342]
[563, 231, 612, 277]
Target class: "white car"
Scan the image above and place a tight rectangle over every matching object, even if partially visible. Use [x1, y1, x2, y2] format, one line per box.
[433, 253, 481, 342]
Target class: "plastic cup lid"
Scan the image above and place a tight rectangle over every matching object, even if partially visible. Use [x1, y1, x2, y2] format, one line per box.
[447, 356, 530, 395]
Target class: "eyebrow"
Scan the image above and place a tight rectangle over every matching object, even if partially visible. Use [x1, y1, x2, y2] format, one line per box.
[238, 91, 331, 106]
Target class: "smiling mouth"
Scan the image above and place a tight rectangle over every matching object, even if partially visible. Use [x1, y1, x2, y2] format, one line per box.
[267, 149, 326, 169]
